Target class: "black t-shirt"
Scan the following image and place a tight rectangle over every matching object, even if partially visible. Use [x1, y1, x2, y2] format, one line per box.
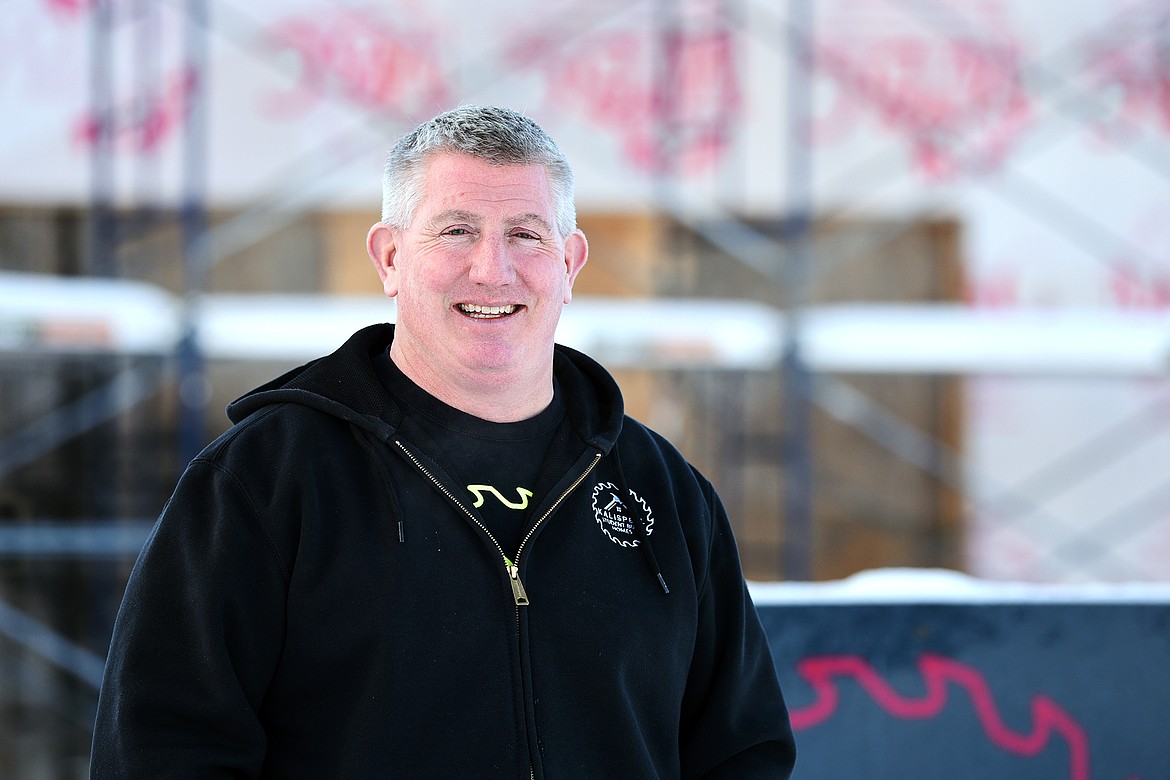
[374, 350, 565, 555]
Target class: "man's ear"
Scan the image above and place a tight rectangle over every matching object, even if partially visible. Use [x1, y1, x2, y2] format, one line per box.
[366, 222, 399, 298]
[562, 230, 589, 304]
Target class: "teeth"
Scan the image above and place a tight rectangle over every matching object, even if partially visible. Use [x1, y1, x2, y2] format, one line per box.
[459, 304, 517, 318]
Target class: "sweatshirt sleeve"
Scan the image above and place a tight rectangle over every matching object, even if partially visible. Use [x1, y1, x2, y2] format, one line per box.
[679, 486, 797, 779]
[90, 458, 289, 778]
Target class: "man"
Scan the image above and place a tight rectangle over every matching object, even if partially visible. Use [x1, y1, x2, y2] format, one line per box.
[91, 105, 796, 778]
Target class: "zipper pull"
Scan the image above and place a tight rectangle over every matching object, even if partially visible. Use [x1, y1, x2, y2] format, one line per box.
[507, 563, 530, 606]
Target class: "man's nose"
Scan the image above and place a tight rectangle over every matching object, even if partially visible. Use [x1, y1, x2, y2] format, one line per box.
[468, 236, 517, 285]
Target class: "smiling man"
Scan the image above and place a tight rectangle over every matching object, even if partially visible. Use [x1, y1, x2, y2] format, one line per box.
[91, 106, 796, 779]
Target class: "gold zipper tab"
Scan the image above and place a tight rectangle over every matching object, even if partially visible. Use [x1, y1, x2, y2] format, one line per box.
[508, 564, 530, 606]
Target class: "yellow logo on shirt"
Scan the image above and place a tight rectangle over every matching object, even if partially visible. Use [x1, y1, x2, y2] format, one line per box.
[467, 485, 534, 510]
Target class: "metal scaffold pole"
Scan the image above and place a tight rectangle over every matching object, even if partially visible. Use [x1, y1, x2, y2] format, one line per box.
[178, 0, 210, 469]
[88, 0, 116, 279]
[781, 0, 815, 581]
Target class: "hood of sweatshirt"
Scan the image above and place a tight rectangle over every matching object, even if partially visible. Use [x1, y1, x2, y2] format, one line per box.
[224, 323, 626, 457]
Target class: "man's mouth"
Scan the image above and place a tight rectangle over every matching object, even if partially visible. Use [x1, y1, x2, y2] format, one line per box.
[457, 303, 519, 320]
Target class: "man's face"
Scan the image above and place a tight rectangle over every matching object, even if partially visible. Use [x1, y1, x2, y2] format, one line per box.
[367, 152, 588, 397]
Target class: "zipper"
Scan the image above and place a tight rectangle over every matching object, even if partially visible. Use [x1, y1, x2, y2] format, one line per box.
[397, 439, 601, 780]
[512, 450, 599, 780]
[396, 440, 602, 606]
[506, 559, 529, 605]
[512, 452, 602, 585]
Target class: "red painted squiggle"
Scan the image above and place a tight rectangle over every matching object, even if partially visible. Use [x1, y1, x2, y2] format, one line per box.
[790, 654, 1093, 780]
[72, 67, 198, 154]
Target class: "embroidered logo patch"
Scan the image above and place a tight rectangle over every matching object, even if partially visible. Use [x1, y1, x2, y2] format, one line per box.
[591, 482, 655, 548]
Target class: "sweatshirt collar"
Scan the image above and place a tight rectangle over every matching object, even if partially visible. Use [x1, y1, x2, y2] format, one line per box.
[225, 323, 625, 453]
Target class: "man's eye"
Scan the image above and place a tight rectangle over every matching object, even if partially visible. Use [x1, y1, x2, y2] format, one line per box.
[444, 227, 471, 236]
[512, 231, 540, 240]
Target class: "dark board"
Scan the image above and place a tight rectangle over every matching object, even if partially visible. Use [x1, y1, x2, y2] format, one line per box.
[757, 599, 1170, 780]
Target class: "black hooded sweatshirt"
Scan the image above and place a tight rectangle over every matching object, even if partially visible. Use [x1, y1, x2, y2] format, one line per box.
[91, 324, 796, 779]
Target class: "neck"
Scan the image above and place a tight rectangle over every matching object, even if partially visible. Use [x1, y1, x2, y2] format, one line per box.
[389, 345, 554, 423]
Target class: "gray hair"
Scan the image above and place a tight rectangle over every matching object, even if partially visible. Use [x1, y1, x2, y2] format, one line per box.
[380, 105, 577, 237]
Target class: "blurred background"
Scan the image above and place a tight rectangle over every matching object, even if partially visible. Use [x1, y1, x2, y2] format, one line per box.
[3, 0, 1170, 775]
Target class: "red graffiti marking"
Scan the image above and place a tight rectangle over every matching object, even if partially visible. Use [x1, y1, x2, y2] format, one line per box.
[1084, 3, 1170, 140]
[73, 67, 198, 153]
[1109, 267, 1170, 310]
[1104, 209, 1170, 310]
[790, 654, 1096, 780]
[259, 9, 448, 120]
[43, 0, 136, 20]
[965, 271, 1020, 308]
[43, 0, 92, 16]
[509, 21, 740, 175]
[813, 1, 1031, 179]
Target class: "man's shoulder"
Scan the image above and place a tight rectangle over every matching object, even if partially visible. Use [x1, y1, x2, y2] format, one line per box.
[619, 415, 690, 462]
[202, 401, 356, 468]
[617, 415, 714, 494]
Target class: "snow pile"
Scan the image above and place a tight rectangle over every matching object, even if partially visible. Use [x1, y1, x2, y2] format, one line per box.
[749, 568, 1170, 604]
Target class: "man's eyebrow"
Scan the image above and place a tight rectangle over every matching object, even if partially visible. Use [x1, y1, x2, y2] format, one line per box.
[510, 213, 553, 233]
[428, 209, 479, 226]
[426, 209, 553, 234]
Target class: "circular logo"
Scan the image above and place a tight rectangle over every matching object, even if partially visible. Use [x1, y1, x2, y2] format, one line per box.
[591, 482, 655, 548]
